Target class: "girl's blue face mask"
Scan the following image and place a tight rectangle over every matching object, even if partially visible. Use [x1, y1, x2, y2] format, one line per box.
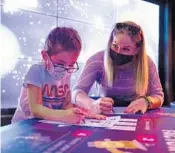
[45, 54, 67, 80]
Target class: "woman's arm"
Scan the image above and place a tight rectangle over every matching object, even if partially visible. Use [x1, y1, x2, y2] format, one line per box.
[147, 58, 164, 109]
[72, 52, 114, 113]
[72, 52, 103, 110]
[75, 90, 96, 110]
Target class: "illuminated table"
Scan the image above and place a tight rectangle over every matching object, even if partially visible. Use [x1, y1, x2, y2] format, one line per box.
[1, 107, 175, 153]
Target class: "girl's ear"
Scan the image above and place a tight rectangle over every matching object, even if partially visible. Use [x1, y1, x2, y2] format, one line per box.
[41, 50, 48, 61]
[41, 50, 49, 69]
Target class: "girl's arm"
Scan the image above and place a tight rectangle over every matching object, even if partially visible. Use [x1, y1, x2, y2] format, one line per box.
[28, 84, 83, 123]
[62, 91, 74, 109]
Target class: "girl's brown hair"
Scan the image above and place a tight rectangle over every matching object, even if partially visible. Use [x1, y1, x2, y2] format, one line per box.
[44, 27, 82, 56]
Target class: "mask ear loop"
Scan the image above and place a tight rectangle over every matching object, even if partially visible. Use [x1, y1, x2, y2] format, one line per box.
[46, 58, 49, 70]
[44, 52, 49, 70]
[45, 52, 54, 72]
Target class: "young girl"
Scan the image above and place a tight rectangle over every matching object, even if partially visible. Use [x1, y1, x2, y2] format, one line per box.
[12, 27, 86, 124]
[72, 21, 164, 114]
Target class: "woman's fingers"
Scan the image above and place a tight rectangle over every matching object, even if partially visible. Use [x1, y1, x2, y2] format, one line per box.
[125, 107, 135, 113]
[125, 103, 140, 114]
[100, 101, 113, 107]
[99, 100, 113, 112]
[99, 105, 112, 112]
[95, 114, 106, 120]
[101, 97, 114, 104]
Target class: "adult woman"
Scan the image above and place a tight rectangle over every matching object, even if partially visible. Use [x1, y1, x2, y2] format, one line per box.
[72, 21, 164, 114]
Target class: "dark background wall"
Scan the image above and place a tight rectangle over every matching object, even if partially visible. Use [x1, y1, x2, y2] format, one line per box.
[157, 0, 175, 104]
[150, 0, 175, 104]
[171, 0, 175, 101]
[166, 0, 175, 102]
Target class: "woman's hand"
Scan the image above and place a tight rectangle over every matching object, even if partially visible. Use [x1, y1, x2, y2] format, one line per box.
[124, 98, 148, 114]
[95, 97, 114, 113]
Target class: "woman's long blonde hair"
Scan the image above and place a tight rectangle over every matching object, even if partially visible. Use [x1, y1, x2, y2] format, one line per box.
[104, 21, 148, 96]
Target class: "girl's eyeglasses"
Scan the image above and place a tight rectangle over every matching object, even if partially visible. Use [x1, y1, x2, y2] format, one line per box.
[53, 62, 79, 73]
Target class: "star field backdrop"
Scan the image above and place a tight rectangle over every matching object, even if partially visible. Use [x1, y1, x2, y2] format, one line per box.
[1, 0, 159, 108]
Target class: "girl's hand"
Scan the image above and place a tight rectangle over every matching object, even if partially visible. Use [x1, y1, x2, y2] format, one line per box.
[64, 108, 85, 124]
[76, 106, 106, 120]
[83, 111, 106, 120]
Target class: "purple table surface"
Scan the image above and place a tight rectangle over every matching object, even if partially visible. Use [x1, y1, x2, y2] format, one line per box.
[1, 107, 175, 153]
[113, 106, 175, 113]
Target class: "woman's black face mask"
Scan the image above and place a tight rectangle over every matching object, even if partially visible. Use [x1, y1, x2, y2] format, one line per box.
[110, 50, 134, 66]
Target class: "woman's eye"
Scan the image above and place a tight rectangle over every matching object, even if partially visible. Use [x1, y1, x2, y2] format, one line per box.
[123, 48, 129, 51]
[113, 44, 118, 48]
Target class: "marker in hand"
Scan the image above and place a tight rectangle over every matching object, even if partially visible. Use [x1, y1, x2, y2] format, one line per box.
[99, 92, 114, 114]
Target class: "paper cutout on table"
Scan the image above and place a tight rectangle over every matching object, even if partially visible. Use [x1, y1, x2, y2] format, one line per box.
[88, 139, 147, 153]
[39, 116, 139, 131]
[39, 116, 121, 128]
